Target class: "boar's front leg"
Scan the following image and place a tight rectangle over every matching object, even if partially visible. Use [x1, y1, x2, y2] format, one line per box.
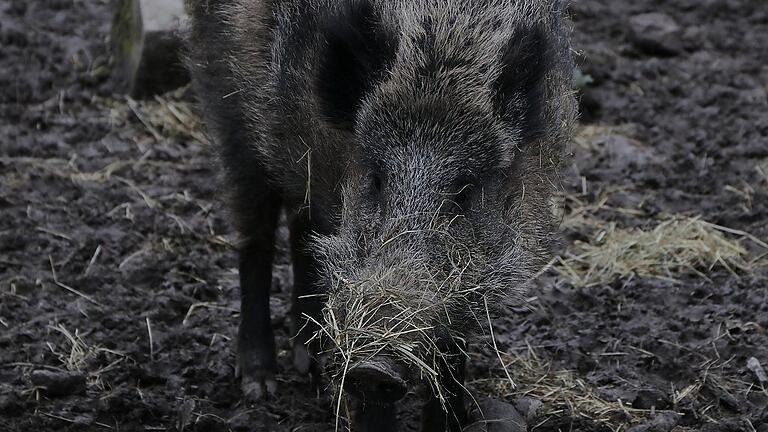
[421, 350, 468, 432]
[289, 213, 324, 378]
[236, 187, 282, 401]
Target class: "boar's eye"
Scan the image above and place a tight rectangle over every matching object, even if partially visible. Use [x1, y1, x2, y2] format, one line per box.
[448, 183, 473, 214]
[368, 173, 383, 198]
[454, 186, 470, 208]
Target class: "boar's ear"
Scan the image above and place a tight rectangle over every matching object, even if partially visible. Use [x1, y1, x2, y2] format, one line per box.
[493, 25, 551, 142]
[316, 1, 398, 130]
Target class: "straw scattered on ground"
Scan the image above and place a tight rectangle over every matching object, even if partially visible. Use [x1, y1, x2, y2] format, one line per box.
[552, 188, 767, 287]
[105, 87, 208, 144]
[472, 350, 652, 429]
[555, 215, 764, 287]
[45, 324, 128, 391]
[471, 350, 766, 431]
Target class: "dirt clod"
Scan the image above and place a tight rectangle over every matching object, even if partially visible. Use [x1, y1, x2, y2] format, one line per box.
[511, 396, 542, 422]
[464, 396, 526, 432]
[628, 12, 682, 56]
[29, 370, 87, 397]
[1, 0, 766, 431]
[633, 388, 670, 410]
[625, 411, 678, 432]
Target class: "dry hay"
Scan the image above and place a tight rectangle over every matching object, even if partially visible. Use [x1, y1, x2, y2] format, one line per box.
[557, 128, 768, 286]
[125, 89, 207, 143]
[101, 86, 207, 144]
[471, 351, 653, 429]
[553, 189, 767, 287]
[555, 215, 766, 286]
[45, 324, 127, 391]
[471, 350, 766, 431]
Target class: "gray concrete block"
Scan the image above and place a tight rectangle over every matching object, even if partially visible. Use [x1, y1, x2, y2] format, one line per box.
[111, 0, 190, 97]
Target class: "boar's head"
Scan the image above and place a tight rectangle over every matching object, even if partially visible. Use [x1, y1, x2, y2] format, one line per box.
[310, 1, 576, 405]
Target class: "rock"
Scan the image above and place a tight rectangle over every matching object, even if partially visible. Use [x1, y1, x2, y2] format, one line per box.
[633, 388, 671, 410]
[72, 415, 95, 427]
[512, 396, 542, 422]
[111, 0, 190, 97]
[628, 13, 683, 56]
[626, 411, 679, 432]
[581, 132, 661, 172]
[464, 396, 526, 432]
[747, 357, 767, 384]
[30, 369, 87, 397]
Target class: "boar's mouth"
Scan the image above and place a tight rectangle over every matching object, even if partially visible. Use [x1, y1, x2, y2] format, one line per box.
[308, 208, 542, 411]
[308, 245, 483, 409]
[344, 356, 409, 404]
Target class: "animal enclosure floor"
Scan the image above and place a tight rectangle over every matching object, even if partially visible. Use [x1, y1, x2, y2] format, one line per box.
[1, 0, 767, 431]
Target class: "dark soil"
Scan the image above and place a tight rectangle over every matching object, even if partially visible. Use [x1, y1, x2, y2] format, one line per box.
[1, 1, 767, 431]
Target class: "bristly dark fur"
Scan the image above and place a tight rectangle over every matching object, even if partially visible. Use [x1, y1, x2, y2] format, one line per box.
[315, 1, 399, 129]
[187, 0, 577, 428]
[494, 24, 551, 143]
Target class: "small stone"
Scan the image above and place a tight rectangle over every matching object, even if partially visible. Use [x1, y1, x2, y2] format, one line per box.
[72, 415, 94, 426]
[30, 369, 87, 397]
[111, 0, 190, 97]
[628, 13, 683, 56]
[512, 396, 542, 422]
[464, 396, 526, 432]
[633, 388, 670, 410]
[593, 133, 661, 171]
[747, 357, 768, 384]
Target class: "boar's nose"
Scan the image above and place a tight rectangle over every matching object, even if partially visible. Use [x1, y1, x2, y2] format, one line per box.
[345, 357, 408, 404]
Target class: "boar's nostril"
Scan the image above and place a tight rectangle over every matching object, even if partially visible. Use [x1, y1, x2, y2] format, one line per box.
[344, 357, 408, 404]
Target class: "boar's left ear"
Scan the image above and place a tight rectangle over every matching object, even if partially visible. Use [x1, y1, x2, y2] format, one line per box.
[493, 25, 551, 142]
[315, 1, 399, 130]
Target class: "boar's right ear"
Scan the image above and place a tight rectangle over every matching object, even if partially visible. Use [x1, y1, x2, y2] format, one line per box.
[315, 1, 398, 130]
[493, 25, 552, 142]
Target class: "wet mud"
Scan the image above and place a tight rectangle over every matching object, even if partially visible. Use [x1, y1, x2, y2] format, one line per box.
[1, 0, 767, 431]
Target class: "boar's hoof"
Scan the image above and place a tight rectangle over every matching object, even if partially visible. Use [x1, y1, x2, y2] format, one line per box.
[345, 357, 408, 404]
[241, 374, 277, 402]
[236, 338, 278, 401]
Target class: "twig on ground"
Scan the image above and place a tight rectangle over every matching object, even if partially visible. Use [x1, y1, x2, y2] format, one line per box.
[83, 245, 102, 277]
[49, 255, 104, 307]
[146, 317, 155, 361]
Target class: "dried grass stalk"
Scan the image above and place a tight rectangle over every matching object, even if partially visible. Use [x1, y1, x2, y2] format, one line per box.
[555, 216, 759, 286]
[472, 351, 654, 428]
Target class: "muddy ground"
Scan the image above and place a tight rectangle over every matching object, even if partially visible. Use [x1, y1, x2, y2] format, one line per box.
[1, 0, 767, 431]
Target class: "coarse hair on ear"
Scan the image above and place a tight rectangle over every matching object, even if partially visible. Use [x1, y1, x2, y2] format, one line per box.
[493, 24, 552, 143]
[315, 0, 399, 130]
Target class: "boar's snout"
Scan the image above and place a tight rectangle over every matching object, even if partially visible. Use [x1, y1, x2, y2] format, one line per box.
[345, 356, 408, 404]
